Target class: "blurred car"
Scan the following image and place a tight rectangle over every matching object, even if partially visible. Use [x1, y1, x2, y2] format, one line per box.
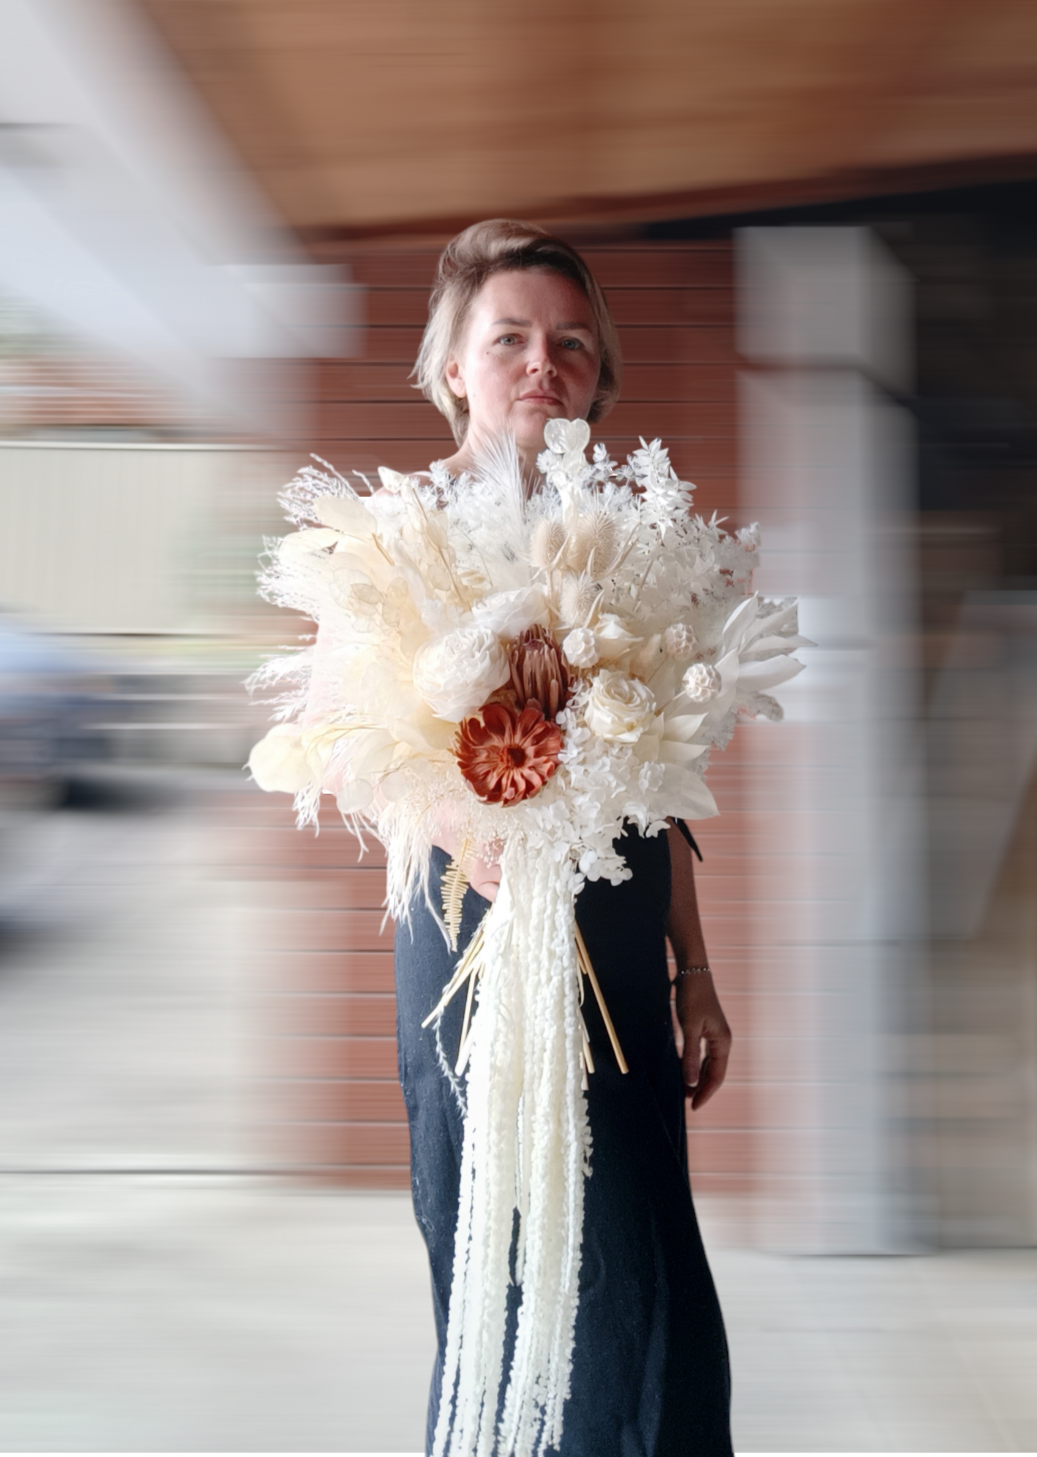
[0, 612, 117, 808]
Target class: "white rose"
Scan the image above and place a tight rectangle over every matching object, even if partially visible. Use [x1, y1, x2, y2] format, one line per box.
[682, 662, 721, 704]
[585, 670, 657, 743]
[472, 587, 544, 638]
[412, 627, 509, 721]
[593, 613, 639, 661]
[562, 627, 597, 670]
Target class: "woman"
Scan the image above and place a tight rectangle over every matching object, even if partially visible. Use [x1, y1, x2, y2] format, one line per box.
[394, 220, 735, 1456]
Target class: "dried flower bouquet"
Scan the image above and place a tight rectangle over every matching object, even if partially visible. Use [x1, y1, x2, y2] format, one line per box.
[249, 418, 806, 1457]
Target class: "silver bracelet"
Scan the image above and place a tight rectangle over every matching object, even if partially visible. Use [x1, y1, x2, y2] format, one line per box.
[677, 964, 711, 978]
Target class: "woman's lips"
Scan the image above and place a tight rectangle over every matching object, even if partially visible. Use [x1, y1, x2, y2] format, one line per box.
[519, 392, 563, 405]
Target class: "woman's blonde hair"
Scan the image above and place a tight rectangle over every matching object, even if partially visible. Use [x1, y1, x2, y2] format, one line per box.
[413, 219, 622, 444]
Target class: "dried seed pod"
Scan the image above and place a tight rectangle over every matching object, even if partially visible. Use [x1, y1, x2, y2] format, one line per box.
[663, 622, 696, 659]
[586, 515, 621, 575]
[531, 517, 566, 570]
[682, 662, 722, 704]
[559, 574, 601, 628]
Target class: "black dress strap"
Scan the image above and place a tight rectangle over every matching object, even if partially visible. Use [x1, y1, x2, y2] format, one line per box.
[672, 819, 703, 862]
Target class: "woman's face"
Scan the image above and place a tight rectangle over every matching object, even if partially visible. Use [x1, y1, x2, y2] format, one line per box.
[445, 269, 601, 459]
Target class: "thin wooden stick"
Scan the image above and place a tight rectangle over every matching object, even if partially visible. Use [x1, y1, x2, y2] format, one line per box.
[579, 1011, 595, 1076]
[421, 921, 485, 1028]
[574, 924, 629, 1074]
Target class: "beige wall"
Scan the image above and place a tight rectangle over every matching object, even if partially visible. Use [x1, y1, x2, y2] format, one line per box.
[0, 441, 286, 635]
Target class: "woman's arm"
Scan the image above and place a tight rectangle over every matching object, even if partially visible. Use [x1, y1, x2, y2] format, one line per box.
[666, 822, 732, 1111]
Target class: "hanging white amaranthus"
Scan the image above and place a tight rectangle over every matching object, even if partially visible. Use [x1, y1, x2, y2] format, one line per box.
[249, 419, 807, 1457]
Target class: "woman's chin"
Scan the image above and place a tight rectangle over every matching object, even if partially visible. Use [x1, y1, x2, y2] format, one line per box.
[510, 401, 571, 449]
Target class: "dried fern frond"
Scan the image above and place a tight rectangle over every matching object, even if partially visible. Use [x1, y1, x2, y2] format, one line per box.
[441, 837, 473, 951]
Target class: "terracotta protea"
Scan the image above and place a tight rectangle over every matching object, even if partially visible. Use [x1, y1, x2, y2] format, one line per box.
[509, 626, 569, 720]
[455, 701, 564, 805]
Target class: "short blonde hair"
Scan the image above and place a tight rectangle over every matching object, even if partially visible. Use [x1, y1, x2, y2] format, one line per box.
[413, 219, 622, 444]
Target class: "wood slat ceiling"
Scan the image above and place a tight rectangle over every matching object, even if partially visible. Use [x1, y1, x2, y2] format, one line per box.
[141, 0, 1037, 238]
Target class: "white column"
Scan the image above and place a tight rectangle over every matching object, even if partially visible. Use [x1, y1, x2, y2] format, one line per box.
[738, 227, 926, 1252]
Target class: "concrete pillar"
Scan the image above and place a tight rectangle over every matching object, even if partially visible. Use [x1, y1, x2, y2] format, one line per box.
[738, 227, 926, 1252]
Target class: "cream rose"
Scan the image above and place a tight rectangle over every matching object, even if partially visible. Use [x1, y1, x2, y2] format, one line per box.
[593, 613, 639, 661]
[584, 670, 657, 743]
[412, 627, 509, 722]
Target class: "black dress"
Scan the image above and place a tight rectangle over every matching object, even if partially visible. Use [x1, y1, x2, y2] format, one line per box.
[394, 828, 733, 1457]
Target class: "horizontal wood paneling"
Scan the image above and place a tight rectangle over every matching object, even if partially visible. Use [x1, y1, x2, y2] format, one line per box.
[342, 247, 733, 292]
[280, 993, 397, 1038]
[312, 401, 736, 440]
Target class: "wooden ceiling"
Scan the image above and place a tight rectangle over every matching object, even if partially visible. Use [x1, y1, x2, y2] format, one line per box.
[141, 0, 1037, 241]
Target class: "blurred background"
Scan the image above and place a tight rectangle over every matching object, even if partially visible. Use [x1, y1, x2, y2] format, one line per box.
[1, 0, 1036, 1450]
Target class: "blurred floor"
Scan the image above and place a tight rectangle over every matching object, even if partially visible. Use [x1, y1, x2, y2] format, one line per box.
[1, 1174, 1036, 1454]
[1, 777, 1036, 1453]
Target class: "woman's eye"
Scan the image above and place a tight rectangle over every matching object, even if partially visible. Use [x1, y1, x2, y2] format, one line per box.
[497, 334, 520, 346]
[560, 337, 583, 351]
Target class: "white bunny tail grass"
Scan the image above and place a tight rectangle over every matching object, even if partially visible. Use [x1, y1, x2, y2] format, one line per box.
[433, 844, 588, 1457]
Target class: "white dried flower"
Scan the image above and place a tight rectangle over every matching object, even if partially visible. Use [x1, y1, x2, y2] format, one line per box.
[585, 670, 656, 743]
[663, 623, 696, 658]
[412, 626, 509, 721]
[682, 662, 722, 704]
[562, 628, 598, 670]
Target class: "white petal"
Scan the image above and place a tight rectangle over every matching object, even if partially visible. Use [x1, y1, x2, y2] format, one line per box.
[658, 766, 719, 820]
[737, 656, 805, 691]
[278, 527, 340, 560]
[658, 740, 708, 765]
[721, 593, 758, 650]
[312, 495, 377, 537]
[662, 711, 708, 741]
[248, 724, 310, 793]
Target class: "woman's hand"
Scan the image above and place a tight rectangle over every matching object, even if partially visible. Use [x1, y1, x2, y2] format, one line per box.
[675, 970, 732, 1111]
[432, 821, 502, 903]
[464, 853, 502, 903]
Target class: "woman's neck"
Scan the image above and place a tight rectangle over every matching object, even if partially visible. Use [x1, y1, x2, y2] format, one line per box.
[437, 434, 541, 483]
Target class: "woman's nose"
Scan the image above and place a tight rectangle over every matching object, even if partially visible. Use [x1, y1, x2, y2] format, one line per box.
[526, 334, 556, 375]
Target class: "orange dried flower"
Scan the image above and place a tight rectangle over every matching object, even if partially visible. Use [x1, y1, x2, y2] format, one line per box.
[455, 701, 564, 805]
[509, 626, 569, 720]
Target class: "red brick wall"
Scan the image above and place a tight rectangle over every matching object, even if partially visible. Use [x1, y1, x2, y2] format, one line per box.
[253, 240, 755, 1193]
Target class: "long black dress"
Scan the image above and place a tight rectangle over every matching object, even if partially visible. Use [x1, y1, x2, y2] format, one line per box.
[393, 827, 733, 1457]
